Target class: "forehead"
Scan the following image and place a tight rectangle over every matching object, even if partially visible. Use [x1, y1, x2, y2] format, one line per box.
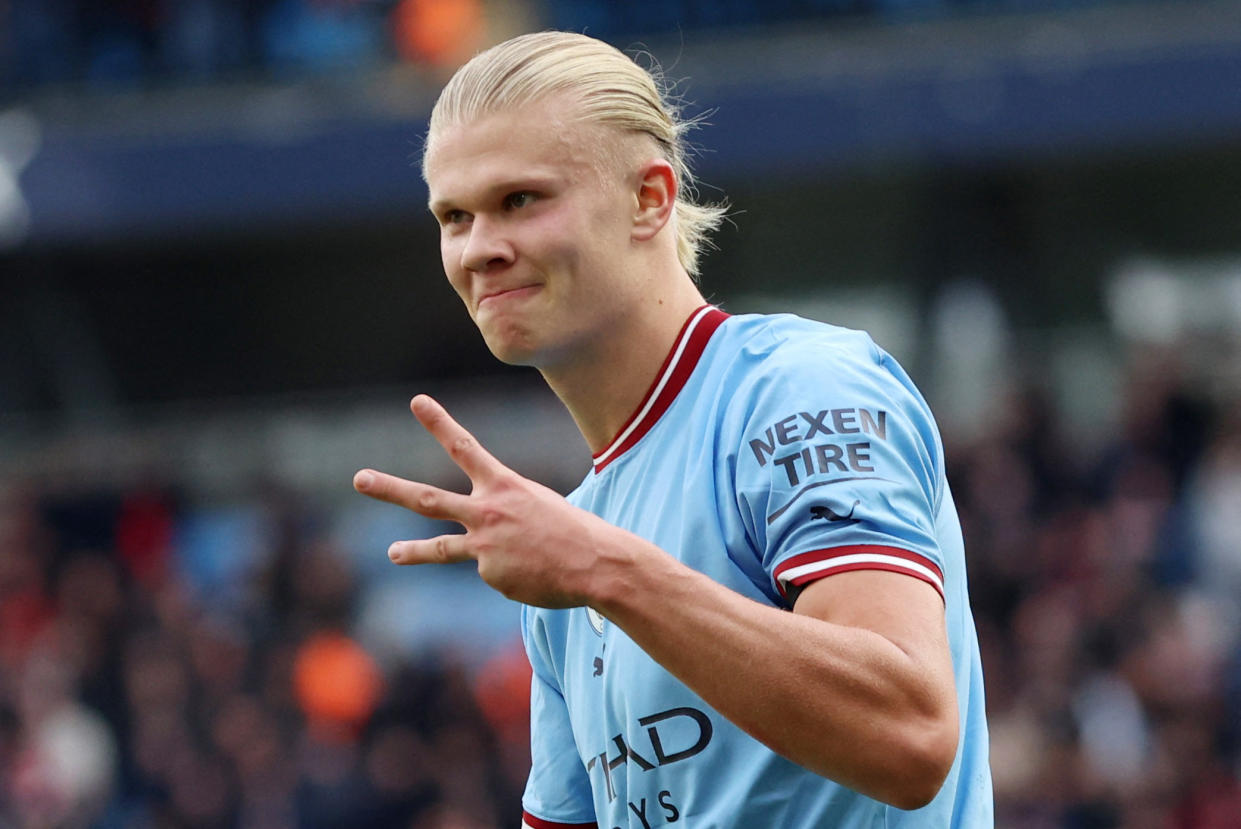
[424, 99, 628, 205]
[428, 102, 582, 176]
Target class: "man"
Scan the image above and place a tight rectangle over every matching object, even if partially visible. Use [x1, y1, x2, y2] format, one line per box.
[354, 31, 992, 828]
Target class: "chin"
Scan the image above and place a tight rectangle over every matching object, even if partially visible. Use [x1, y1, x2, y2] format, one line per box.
[481, 328, 541, 367]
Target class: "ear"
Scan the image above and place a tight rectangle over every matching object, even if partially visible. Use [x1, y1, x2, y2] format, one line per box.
[631, 159, 678, 242]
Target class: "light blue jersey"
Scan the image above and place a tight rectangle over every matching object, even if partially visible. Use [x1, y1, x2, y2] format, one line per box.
[522, 307, 993, 829]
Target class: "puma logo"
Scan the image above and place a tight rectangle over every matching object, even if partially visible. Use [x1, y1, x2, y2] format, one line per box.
[809, 500, 860, 523]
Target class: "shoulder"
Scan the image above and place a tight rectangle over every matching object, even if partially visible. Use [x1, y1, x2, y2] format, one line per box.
[715, 312, 945, 498]
[714, 312, 929, 426]
[716, 311, 879, 365]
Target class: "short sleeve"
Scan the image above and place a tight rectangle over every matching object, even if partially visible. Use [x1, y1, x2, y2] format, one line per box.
[520, 606, 599, 828]
[731, 333, 946, 607]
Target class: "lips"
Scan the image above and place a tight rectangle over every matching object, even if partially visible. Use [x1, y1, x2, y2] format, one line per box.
[478, 284, 541, 308]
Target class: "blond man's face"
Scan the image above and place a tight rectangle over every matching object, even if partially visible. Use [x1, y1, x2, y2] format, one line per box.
[424, 99, 647, 369]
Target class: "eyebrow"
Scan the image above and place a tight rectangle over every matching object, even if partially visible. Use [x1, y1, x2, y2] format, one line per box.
[427, 192, 463, 213]
[427, 173, 563, 214]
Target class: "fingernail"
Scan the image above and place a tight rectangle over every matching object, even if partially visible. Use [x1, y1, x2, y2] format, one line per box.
[355, 470, 374, 490]
[388, 543, 401, 562]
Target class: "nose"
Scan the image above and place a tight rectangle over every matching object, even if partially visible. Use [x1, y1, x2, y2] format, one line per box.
[460, 215, 514, 273]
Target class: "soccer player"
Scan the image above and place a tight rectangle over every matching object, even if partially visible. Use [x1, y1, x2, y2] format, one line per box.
[354, 31, 993, 828]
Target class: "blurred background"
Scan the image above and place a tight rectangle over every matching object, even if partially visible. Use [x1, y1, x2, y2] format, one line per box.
[3, 0, 1241, 826]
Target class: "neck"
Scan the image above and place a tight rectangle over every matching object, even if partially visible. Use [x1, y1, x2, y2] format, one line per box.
[540, 287, 707, 454]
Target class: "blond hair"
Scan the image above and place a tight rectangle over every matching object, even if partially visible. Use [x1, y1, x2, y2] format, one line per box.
[424, 31, 726, 278]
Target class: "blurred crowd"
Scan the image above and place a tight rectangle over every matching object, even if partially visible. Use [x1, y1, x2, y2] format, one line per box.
[0, 0, 1176, 96]
[0, 473, 534, 828]
[955, 347, 1241, 828]
[1, 339, 1240, 828]
[0, 0, 493, 94]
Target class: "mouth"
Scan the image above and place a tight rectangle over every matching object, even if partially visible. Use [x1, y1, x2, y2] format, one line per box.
[478, 284, 541, 309]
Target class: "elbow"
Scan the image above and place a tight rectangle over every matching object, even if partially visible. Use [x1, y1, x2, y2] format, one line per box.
[882, 711, 959, 811]
[805, 702, 959, 809]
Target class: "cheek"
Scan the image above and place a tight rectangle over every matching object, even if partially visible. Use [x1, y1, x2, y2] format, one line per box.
[535, 209, 604, 265]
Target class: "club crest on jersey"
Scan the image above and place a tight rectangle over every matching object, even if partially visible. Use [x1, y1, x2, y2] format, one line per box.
[586, 607, 607, 636]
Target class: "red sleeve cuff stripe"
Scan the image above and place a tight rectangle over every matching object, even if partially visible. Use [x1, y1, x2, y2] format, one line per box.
[774, 545, 945, 602]
[522, 812, 598, 829]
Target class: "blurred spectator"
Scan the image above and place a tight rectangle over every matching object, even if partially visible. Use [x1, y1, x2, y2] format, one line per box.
[262, 0, 387, 76]
[1188, 413, 1241, 597]
[293, 630, 384, 733]
[9, 648, 118, 826]
[391, 0, 483, 68]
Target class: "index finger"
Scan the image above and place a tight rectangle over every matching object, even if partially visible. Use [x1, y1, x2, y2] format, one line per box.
[353, 468, 476, 524]
[410, 394, 503, 483]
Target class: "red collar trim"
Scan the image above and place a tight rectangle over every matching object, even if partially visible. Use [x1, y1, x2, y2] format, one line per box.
[592, 305, 729, 473]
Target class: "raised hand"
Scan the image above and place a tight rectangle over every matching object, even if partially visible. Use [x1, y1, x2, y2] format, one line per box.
[353, 394, 630, 609]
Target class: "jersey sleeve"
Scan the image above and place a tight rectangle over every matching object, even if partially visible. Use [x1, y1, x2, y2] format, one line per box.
[731, 333, 947, 607]
[520, 605, 599, 828]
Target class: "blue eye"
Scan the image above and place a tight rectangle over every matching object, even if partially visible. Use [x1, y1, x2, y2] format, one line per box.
[505, 192, 536, 210]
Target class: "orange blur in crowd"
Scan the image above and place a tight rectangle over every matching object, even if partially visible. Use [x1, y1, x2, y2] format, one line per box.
[392, 0, 484, 66]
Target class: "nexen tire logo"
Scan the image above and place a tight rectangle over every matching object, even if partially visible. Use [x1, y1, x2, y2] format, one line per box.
[586, 707, 713, 802]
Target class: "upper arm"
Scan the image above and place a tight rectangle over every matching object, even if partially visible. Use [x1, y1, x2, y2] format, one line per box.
[730, 331, 959, 700]
[794, 568, 961, 806]
[793, 569, 952, 682]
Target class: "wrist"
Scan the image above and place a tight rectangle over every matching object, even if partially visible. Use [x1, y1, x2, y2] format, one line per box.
[584, 525, 680, 619]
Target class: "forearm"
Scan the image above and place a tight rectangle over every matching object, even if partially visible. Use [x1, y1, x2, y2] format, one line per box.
[586, 532, 959, 809]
